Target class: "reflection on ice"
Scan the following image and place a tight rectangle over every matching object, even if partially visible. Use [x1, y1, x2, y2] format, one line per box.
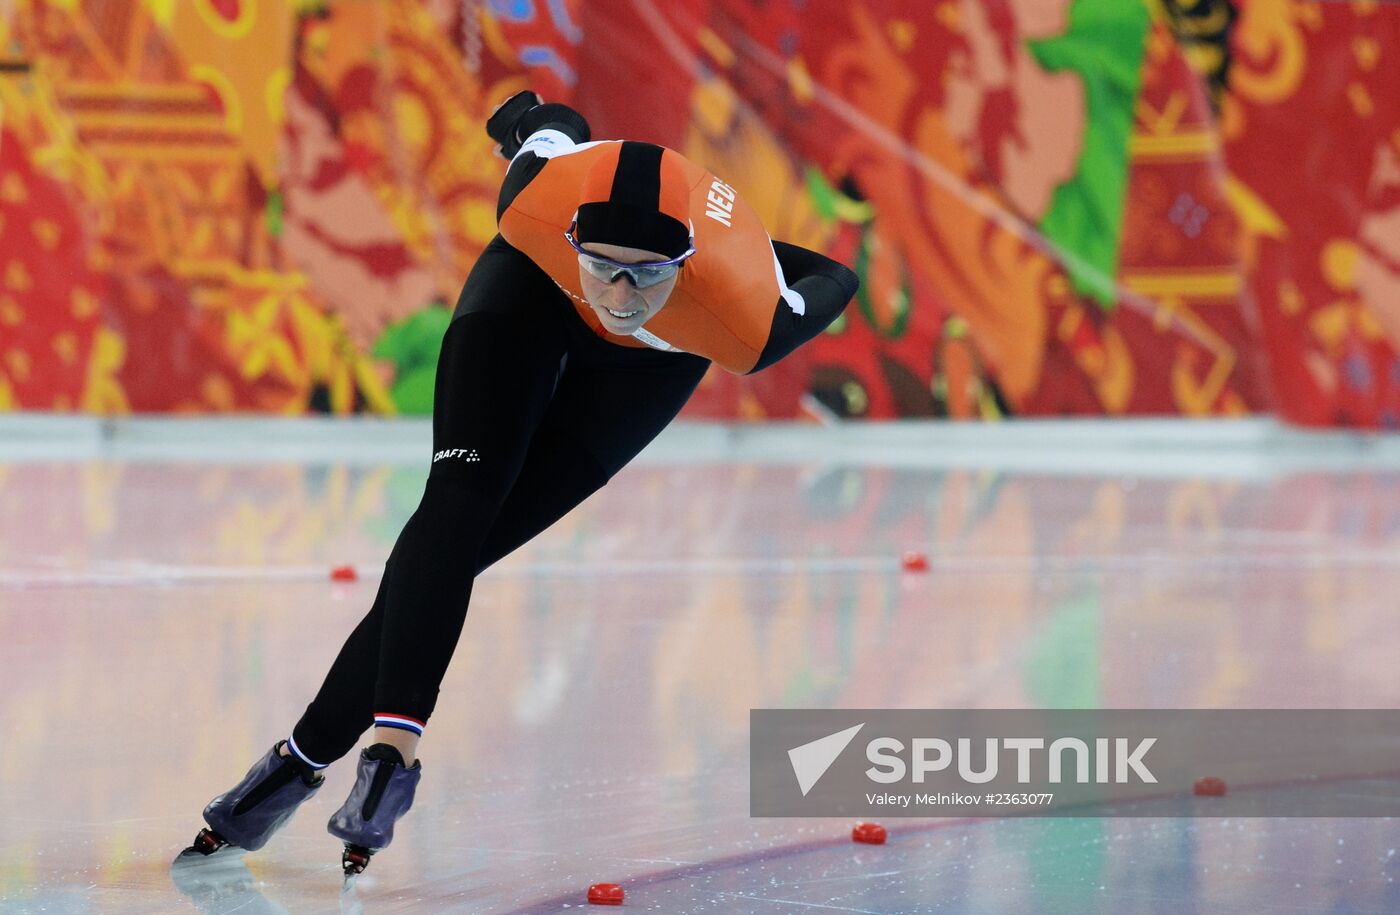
[3, 427, 1400, 912]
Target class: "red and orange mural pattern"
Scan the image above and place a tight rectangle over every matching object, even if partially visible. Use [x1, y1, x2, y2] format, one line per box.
[0, 0, 1396, 425]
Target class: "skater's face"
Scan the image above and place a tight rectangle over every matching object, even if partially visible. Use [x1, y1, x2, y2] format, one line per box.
[577, 242, 681, 336]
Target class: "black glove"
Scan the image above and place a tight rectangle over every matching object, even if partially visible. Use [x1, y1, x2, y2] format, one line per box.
[486, 91, 591, 159]
[486, 90, 541, 153]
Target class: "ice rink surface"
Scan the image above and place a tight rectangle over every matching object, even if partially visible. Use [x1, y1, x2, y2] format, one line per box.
[2, 417, 1399, 914]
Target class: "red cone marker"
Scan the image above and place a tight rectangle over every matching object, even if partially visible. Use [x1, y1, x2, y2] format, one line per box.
[852, 822, 887, 844]
[900, 551, 929, 572]
[588, 883, 625, 905]
[1193, 776, 1227, 797]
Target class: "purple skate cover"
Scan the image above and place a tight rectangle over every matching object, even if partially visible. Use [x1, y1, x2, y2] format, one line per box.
[327, 745, 422, 851]
[202, 742, 324, 851]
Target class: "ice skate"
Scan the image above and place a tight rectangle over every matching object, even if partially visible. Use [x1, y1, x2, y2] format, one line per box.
[327, 743, 421, 878]
[177, 740, 324, 861]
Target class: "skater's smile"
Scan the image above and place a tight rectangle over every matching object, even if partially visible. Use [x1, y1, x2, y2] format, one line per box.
[576, 241, 682, 335]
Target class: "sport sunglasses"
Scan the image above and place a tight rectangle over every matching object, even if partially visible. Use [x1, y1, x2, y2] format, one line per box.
[564, 220, 697, 289]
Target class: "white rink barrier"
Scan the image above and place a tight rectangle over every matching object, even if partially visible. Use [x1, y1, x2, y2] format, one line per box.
[3, 413, 1400, 477]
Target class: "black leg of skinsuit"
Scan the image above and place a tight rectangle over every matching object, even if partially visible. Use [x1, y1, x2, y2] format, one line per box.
[290, 238, 708, 763]
[474, 352, 710, 571]
[378, 310, 562, 715]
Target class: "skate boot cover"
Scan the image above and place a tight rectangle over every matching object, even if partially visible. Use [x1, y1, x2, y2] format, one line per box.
[327, 743, 421, 852]
[201, 741, 324, 852]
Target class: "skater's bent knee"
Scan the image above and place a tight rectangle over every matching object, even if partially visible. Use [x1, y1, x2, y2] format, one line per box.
[400, 476, 503, 540]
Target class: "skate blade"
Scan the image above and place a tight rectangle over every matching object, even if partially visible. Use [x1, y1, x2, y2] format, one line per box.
[170, 846, 256, 900]
[340, 874, 365, 915]
[173, 843, 247, 867]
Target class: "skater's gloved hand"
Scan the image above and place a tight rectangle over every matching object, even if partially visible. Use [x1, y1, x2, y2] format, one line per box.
[486, 90, 591, 159]
[486, 90, 542, 157]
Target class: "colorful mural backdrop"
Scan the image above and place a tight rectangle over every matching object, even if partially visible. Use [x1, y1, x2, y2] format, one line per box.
[0, 0, 1396, 425]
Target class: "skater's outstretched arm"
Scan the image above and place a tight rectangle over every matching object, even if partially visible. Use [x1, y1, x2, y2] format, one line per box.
[748, 241, 859, 374]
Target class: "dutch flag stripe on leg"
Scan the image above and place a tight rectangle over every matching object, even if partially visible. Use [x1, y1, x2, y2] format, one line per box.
[374, 713, 426, 735]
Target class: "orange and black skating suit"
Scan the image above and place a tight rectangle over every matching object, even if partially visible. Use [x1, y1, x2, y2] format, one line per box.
[289, 109, 857, 761]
